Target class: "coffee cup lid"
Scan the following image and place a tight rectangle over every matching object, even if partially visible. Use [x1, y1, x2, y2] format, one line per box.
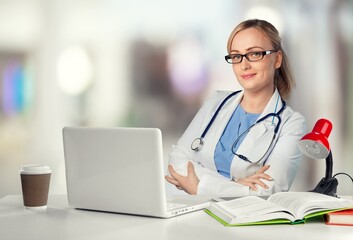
[20, 165, 51, 174]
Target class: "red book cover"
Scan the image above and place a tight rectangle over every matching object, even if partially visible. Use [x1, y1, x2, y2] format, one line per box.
[325, 209, 353, 226]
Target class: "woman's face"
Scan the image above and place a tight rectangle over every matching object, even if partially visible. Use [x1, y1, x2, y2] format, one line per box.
[230, 27, 282, 95]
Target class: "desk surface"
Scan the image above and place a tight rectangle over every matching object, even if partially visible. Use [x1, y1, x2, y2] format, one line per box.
[1, 195, 352, 240]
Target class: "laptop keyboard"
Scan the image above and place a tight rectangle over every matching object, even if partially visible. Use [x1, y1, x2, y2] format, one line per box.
[166, 202, 186, 210]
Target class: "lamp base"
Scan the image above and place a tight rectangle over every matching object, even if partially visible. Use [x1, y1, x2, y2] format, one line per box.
[310, 177, 338, 197]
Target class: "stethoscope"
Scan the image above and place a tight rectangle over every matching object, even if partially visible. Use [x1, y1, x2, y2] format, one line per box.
[191, 90, 286, 165]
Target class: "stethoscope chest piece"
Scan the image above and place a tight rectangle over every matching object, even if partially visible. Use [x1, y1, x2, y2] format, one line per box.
[191, 138, 204, 151]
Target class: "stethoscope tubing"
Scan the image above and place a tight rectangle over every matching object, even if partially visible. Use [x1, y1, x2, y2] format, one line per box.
[232, 121, 278, 165]
[191, 90, 241, 151]
[200, 90, 242, 139]
[191, 91, 286, 162]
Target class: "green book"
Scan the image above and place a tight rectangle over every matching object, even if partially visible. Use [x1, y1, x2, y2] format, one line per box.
[205, 192, 353, 226]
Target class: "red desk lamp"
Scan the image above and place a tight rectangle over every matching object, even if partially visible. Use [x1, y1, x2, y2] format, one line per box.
[298, 118, 338, 196]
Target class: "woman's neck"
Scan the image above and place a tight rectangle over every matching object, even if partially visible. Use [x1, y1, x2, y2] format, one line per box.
[240, 89, 274, 114]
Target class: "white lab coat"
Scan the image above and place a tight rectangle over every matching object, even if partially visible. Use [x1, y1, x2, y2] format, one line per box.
[168, 89, 306, 197]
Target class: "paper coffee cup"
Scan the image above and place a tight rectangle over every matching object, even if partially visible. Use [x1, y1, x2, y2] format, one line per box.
[20, 165, 51, 209]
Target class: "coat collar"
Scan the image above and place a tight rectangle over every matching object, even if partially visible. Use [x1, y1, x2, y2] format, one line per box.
[258, 88, 283, 120]
[222, 89, 283, 120]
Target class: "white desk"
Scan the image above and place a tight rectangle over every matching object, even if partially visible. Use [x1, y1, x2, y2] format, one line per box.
[1, 195, 352, 240]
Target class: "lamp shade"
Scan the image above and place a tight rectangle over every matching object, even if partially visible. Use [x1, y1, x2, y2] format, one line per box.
[298, 118, 332, 159]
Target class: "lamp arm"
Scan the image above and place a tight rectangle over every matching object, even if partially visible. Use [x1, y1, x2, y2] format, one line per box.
[310, 150, 337, 197]
[325, 150, 333, 179]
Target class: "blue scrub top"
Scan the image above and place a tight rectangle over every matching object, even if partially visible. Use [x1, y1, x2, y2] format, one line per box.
[214, 105, 260, 178]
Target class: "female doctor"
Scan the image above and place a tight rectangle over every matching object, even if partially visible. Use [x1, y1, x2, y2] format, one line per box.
[165, 19, 306, 196]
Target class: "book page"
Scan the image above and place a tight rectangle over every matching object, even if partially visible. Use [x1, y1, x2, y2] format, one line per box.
[211, 196, 295, 224]
[268, 192, 353, 219]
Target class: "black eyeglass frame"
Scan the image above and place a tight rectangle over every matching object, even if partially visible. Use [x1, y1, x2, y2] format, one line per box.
[225, 50, 279, 64]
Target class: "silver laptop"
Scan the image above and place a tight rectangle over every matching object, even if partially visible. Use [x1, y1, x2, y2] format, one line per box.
[62, 127, 209, 218]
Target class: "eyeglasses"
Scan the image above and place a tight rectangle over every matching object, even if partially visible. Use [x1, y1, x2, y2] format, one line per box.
[225, 50, 278, 64]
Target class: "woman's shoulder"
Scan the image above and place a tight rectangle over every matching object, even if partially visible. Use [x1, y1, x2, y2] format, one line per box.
[201, 90, 241, 109]
[282, 105, 306, 132]
[283, 105, 305, 120]
[207, 90, 241, 101]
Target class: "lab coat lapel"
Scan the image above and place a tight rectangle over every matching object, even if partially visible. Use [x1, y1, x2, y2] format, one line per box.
[231, 89, 283, 178]
[258, 89, 283, 121]
[237, 89, 282, 151]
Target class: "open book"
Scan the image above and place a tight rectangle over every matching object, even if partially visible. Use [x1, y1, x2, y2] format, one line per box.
[205, 192, 353, 226]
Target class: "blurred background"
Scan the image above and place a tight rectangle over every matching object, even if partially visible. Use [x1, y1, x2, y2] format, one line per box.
[0, 0, 352, 198]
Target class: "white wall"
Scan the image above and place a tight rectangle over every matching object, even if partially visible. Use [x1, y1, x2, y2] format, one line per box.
[0, 0, 352, 198]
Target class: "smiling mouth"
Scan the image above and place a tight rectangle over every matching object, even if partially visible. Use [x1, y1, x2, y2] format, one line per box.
[241, 73, 256, 79]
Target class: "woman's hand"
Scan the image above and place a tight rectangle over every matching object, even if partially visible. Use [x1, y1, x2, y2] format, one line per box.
[165, 162, 199, 195]
[235, 165, 272, 191]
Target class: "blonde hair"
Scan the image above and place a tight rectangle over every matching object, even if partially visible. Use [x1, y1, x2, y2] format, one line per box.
[227, 19, 294, 99]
